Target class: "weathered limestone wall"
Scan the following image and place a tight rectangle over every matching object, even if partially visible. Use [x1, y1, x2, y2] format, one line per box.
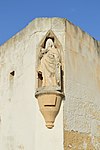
[0, 18, 64, 150]
[64, 20, 100, 149]
[0, 18, 100, 150]
[0, 20, 37, 150]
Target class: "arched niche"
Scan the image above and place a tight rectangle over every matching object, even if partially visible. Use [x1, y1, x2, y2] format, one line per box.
[36, 30, 64, 93]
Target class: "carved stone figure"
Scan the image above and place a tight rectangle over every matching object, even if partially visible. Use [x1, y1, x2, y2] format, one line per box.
[38, 38, 61, 88]
[35, 32, 64, 129]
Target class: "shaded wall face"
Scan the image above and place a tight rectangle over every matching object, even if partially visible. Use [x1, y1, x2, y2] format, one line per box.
[64, 21, 100, 149]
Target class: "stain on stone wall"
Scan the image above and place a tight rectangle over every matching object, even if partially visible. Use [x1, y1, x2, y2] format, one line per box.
[64, 130, 100, 150]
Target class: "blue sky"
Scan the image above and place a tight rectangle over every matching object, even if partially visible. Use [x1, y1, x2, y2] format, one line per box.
[0, 0, 100, 45]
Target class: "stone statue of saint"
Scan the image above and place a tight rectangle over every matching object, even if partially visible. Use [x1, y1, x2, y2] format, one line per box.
[38, 38, 61, 88]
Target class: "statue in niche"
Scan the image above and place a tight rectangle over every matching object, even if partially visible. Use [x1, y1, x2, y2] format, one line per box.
[38, 38, 62, 89]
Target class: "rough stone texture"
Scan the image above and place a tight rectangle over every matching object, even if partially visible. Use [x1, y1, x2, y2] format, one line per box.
[0, 18, 100, 150]
[64, 20, 100, 149]
[64, 130, 100, 149]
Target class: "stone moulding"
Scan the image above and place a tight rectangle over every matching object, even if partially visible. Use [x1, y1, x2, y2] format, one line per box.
[35, 89, 64, 129]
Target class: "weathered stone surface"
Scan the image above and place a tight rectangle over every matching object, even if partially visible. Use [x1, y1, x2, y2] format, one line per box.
[0, 18, 100, 150]
[64, 19, 100, 149]
[64, 130, 100, 150]
[0, 18, 64, 150]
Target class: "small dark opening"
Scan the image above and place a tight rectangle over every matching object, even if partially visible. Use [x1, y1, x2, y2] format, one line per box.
[43, 37, 54, 48]
[38, 71, 43, 80]
[38, 72, 43, 87]
[10, 71, 15, 76]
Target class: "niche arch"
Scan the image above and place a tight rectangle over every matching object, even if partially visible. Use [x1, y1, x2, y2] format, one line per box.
[36, 30, 64, 92]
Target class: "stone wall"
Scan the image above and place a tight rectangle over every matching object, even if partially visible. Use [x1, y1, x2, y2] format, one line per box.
[64, 20, 100, 149]
[0, 18, 100, 150]
[0, 18, 64, 150]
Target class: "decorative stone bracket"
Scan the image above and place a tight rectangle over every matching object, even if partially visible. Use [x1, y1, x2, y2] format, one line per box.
[35, 89, 64, 129]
